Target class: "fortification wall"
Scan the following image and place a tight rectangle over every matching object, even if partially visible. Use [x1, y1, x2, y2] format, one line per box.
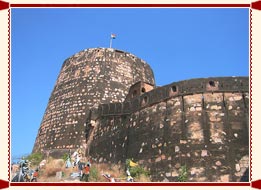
[32, 48, 155, 156]
[89, 77, 249, 182]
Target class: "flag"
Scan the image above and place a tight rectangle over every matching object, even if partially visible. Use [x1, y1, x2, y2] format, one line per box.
[129, 160, 138, 167]
[111, 34, 116, 39]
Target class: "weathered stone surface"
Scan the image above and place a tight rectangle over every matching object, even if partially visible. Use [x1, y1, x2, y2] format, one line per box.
[155, 157, 161, 162]
[171, 170, 179, 177]
[162, 178, 169, 182]
[33, 48, 155, 156]
[235, 164, 241, 172]
[56, 171, 63, 180]
[33, 47, 249, 182]
[220, 174, 230, 182]
[201, 150, 208, 157]
[175, 146, 180, 153]
[215, 161, 222, 166]
[90, 78, 249, 182]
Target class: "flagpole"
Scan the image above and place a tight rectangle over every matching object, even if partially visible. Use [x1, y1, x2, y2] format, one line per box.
[110, 37, 112, 48]
[110, 33, 112, 48]
[110, 33, 116, 48]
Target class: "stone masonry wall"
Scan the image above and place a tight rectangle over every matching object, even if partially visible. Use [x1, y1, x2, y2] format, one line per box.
[89, 77, 249, 182]
[32, 48, 155, 157]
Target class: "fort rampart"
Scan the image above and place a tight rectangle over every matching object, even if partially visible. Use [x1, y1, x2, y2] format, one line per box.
[89, 77, 249, 182]
[32, 48, 249, 182]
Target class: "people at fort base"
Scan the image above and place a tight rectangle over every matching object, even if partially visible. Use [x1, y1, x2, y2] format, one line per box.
[102, 173, 116, 182]
[19, 159, 29, 170]
[65, 155, 72, 168]
[72, 148, 83, 168]
[126, 169, 134, 182]
[86, 158, 92, 167]
[80, 161, 91, 182]
[127, 175, 134, 182]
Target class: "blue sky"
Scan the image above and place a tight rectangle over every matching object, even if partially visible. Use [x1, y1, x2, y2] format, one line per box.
[11, 8, 249, 160]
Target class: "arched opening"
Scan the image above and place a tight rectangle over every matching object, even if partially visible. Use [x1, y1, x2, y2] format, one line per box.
[142, 96, 148, 106]
[141, 87, 146, 93]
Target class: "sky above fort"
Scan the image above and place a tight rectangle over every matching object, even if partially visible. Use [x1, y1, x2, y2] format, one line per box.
[11, 8, 249, 160]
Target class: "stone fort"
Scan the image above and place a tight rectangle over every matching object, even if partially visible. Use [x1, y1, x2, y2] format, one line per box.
[33, 47, 249, 182]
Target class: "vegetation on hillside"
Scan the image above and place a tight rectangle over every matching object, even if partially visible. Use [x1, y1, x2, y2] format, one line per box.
[125, 159, 150, 179]
[25, 152, 43, 166]
[14, 152, 151, 182]
[177, 165, 188, 182]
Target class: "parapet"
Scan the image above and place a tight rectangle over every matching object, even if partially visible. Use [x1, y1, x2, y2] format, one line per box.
[125, 81, 155, 101]
[98, 76, 249, 116]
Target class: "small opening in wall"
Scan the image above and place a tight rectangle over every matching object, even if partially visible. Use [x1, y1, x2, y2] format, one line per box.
[171, 85, 177, 92]
[209, 81, 215, 87]
[141, 87, 146, 93]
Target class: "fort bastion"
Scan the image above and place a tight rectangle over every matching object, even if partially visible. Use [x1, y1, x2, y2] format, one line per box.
[33, 48, 249, 182]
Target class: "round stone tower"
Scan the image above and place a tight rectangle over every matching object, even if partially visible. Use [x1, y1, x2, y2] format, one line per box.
[32, 47, 155, 157]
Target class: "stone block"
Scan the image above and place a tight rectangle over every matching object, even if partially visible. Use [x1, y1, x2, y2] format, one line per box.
[56, 171, 63, 180]
[235, 164, 241, 172]
[201, 150, 208, 157]
[215, 161, 222, 166]
[155, 157, 161, 162]
[172, 170, 179, 177]
[220, 174, 230, 182]
[175, 146, 180, 153]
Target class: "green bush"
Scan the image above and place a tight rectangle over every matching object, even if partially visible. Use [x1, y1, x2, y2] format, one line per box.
[177, 165, 188, 182]
[26, 152, 43, 166]
[125, 159, 149, 178]
[129, 165, 149, 178]
[62, 153, 70, 161]
[89, 166, 99, 181]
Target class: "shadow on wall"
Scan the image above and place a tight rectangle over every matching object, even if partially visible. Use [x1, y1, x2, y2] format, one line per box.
[240, 168, 249, 182]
